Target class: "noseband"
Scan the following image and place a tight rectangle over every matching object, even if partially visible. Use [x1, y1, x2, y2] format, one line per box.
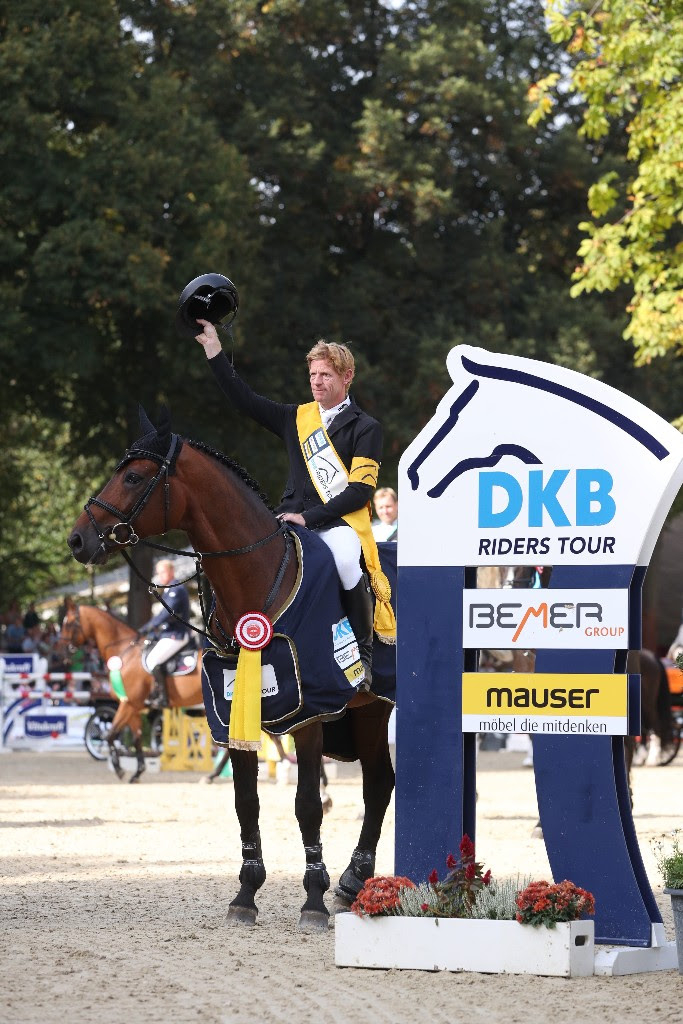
[83, 434, 181, 547]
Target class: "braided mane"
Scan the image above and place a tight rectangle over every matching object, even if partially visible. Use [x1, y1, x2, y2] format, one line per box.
[185, 438, 275, 512]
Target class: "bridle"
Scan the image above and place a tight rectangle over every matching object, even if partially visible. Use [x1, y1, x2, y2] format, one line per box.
[60, 608, 85, 651]
[83, 434, 181, 548]
[81, 432, 292, 651]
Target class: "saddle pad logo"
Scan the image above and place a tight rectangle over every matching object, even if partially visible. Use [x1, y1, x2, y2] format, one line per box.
[332, 616, 365, 685]
[222, 663, 279, 700]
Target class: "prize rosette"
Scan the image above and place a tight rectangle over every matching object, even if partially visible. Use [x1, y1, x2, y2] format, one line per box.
[235, 612, 273, 651]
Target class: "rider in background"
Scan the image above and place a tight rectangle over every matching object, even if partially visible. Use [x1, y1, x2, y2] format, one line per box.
[194, 319, 390, 687]
[139, 559, 190, 709]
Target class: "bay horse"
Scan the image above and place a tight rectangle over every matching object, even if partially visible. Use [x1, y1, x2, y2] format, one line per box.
[59, 599, 203, 782]
[66, 407, 395, 932]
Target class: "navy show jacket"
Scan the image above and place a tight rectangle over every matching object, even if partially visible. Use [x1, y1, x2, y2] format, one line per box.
[208, 352, 382, 530]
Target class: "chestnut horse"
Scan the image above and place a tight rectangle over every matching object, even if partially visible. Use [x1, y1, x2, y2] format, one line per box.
[66, 408, 395, 932]
[59, 599, 203, 782]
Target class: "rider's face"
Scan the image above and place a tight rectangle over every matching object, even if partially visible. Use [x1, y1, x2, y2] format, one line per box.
[309, 359, 352, 411]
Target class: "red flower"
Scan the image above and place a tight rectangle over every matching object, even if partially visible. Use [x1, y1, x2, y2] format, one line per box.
[351, 876, 416, 917]
[446, 852, 457, 870]
[515, 879, 595, 927]
[465, 862, 476, 880]
[428, 869, 439, 884]
[420, 903, 429, 912]
[483, 869, 492, 886]
[460, 834, 475, 859]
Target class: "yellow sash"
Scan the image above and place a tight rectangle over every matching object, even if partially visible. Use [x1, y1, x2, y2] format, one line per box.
[296, 402, 396, 643]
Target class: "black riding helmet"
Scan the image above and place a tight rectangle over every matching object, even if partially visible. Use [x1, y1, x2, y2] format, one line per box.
[175, 273, 239, 339]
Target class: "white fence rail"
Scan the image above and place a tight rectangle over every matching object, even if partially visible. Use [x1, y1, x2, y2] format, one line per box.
[0, 653, 96, 751]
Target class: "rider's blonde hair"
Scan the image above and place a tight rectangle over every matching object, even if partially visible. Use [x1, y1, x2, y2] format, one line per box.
[306, 341, 355, 394]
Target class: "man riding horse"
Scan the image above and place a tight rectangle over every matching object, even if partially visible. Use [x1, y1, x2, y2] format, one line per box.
[181, 274, 396, 684]
[139, 558, 191, 709]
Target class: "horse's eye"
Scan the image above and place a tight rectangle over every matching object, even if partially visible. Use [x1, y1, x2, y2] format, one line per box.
[124, 471, 143, 485]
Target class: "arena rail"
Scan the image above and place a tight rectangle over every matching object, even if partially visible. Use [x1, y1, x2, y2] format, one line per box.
[0, 658, 96, 751]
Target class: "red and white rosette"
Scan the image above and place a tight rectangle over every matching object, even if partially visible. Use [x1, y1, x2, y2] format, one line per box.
[235, 612, 273, 651]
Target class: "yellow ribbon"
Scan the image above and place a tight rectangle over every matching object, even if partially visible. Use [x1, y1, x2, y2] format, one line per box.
[296, 403, 396, 644]
[229, 648, 263, 750]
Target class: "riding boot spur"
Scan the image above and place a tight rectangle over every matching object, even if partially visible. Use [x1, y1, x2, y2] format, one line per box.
[149, 665, 170, 709]
[342, 576, 374, 692]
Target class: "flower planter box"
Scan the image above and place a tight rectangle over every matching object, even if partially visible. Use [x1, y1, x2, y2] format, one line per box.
[335, 914, 595, 977]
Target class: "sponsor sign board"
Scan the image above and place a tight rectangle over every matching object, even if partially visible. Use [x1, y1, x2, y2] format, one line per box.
[462, 588, 630, 649]
[24, 714, 68, 737]
[399, 346, 683, 568]
[461, 672, 629, 736]
[0, 653, 48, 676]
[395, 344, 683, 945]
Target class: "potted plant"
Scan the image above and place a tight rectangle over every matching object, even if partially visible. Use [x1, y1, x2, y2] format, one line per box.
[652, 830, 683, 973]
[335, 835, 595, 977]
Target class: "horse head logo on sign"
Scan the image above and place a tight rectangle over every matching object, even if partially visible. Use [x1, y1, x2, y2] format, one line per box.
[396, 346, 683, 963]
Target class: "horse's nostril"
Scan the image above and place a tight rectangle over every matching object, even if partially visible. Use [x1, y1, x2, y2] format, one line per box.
[68, 531, 82, 553]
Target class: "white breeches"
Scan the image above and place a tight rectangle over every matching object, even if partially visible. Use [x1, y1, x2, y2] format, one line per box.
[145, 635, 189, 670]
[318, 525, 362, 590]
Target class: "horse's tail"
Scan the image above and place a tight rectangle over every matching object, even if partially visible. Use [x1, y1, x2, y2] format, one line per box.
[656, 655, 674, 748]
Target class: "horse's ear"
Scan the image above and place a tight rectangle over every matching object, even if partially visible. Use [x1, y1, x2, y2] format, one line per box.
[138, 404, 157, 435]
[156, 404, 172, 442]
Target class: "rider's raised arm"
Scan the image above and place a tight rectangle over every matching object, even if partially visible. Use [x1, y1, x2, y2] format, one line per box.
[208, 351, 297, 438]
[196, 320, 294, 438]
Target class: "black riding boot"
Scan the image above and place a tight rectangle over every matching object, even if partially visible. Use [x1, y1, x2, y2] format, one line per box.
[342, 577, 374, 692]
[149, 665, 170, 709]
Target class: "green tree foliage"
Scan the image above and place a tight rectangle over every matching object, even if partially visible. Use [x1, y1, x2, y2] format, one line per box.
[529, 0, 683, 364]
[0, 415, 106, 607]
[0, 0, 260, 449]
[2, 0, 677, 606]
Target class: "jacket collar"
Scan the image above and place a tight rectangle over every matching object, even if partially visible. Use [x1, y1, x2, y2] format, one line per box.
[326, 397, 360, 435]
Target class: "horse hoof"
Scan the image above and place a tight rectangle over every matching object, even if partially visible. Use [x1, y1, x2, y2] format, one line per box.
[227, 905, 258, 927]
[114, 769, 126, 781]
[198, 776, 214, 784]
[298, 910, 329, 933]
[129, 774, 141, 784]
[321, 795, 333, 815]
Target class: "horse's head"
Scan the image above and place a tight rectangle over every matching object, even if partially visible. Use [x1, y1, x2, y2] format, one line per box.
[58, 599, 86, 652]
[67, 405, 184, 566]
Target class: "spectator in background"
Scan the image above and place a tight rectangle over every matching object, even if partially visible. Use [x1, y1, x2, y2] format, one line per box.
[1, 599, 21, 627]
[5, 615, 25, 653]
[21, 624, 42, 654]
[371, 487, 398, 542]
[23, 602, 40, 630]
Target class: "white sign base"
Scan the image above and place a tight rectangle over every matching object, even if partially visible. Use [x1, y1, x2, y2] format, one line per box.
[335, 915, 595, 977]
[593, 925, 678, 976]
